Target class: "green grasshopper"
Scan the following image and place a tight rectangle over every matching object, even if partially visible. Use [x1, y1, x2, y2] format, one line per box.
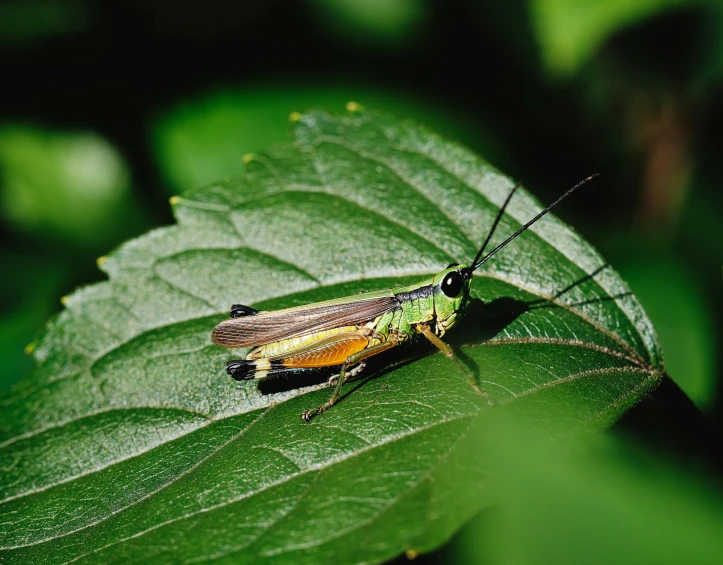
[212, 175, 597, 420]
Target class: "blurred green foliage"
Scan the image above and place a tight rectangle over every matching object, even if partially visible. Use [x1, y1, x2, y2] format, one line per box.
[0, 126, 151, 391]
[615, 242, 716, 407]
[454, 414, 723, 565]
[530, 0, 698, 76]
[0, 0, 88, 44]
[0, 251, 66, 391]
[0, 126, 135, 248]
[1, 0, 722, 563]
[309, 0, 428, 47]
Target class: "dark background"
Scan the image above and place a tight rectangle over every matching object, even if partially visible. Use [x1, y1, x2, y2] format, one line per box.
[1, 0, 722, 561]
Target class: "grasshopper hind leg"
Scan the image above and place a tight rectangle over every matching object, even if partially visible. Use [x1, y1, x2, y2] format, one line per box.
[301, 359, 352, 422]
[302, 341, 396, 421]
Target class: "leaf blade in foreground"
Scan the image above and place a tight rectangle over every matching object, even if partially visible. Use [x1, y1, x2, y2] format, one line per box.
[0, 108, 662, 564]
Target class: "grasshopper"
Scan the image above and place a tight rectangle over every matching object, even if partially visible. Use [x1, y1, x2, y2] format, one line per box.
[212, 175, 597, 420]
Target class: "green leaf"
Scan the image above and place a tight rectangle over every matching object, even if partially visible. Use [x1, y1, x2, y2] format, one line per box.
[453, 416, 723, 565]
[529, 0, 698, 76]
[0, 125, 139, 249]
[0, 108, 662, 564]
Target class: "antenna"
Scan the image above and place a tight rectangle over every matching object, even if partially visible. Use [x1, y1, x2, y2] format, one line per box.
[471, 174, 599, 271]
[470, 182, 522, 268]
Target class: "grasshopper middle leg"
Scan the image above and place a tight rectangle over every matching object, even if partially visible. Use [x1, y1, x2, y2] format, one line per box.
[327, 361, 367, 388]
[418, 324, 494, 406]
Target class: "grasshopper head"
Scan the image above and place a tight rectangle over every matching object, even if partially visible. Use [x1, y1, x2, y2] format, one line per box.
[428, 176, 598, 336]
[431, 264, 472, 336]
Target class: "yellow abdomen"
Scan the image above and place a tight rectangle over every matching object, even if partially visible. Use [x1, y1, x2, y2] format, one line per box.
[247, 325, 362, 360]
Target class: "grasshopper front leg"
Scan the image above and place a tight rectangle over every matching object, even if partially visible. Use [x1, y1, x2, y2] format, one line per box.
[417, 324, 494, 406]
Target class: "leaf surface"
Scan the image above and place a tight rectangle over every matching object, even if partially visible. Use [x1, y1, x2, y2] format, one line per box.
[0, 108, 662, 564]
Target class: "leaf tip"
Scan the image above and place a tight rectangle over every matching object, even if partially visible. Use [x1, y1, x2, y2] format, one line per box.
[96, 255, 109, 268]
[346, 101, 364, 113]
[169, 195, 183, 206]
[289, 111, 302, 123]
[60, 294, 69, 306]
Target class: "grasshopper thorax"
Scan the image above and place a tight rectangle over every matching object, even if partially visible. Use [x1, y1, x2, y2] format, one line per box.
[431, 264, 472, 336]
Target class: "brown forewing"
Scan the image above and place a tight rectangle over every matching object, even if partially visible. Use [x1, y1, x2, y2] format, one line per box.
[211, 296, 399, 347]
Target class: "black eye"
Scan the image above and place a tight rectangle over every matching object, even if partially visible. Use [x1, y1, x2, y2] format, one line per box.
[441, 271, 464, 298]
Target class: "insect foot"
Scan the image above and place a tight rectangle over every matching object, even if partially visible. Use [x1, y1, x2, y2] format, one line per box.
[301, 407, 322, 422]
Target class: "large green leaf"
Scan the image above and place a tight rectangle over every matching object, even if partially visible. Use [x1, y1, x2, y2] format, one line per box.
[0, 108, 662, 564]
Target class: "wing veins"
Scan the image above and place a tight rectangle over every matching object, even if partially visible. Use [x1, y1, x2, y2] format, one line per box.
[212, 295, 399, 347]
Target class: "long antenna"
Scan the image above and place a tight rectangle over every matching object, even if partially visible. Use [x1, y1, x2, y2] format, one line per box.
[472, 174, 599, 271]
[470, 182, 522, 268]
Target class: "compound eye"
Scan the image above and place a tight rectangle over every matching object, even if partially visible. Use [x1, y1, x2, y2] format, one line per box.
[441, 271, 464, 298]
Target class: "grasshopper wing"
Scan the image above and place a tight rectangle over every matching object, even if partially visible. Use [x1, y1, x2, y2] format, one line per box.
[212, 294, 399, 348]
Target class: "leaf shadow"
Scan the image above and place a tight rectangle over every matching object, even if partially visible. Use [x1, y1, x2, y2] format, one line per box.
[448, 264, 633, 375]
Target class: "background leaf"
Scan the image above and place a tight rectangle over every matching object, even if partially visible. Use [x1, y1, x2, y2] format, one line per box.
[529, 0, 700, 77]
[0, 109, 662, 564]
[0, 125, 140, 249]
[452, 415, 723, 565]
[612, 240, 716, 407]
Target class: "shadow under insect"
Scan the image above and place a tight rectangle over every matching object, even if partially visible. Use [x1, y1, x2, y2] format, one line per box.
[446, 264, 633, 371]
[257, 338, 426, 396]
